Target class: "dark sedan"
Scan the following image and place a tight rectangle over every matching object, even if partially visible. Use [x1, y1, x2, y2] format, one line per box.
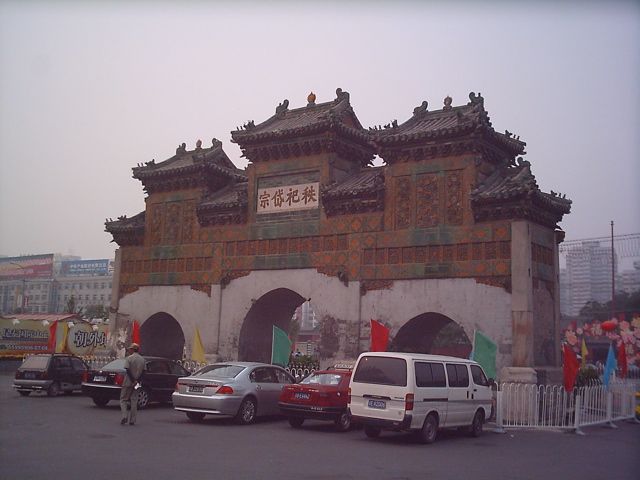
[82, 356, 190, 408]
[14, 353, 89, 397]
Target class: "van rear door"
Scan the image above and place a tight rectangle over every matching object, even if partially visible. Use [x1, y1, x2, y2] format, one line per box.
[350, 355, 408, 423]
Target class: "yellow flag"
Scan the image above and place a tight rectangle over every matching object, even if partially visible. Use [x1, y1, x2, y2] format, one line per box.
[191, 327, 206, 363]
[581, 338, 588, 368]
[56, 322, 69, 353]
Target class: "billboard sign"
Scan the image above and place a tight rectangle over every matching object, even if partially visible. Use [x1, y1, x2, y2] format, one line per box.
[61, 259, 110, 276]
[66, 322, 110, 356]
[0, 255, 54, 280]
[0, 318, 50, 356]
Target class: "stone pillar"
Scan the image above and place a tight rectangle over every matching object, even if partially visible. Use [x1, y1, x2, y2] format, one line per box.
[511, 221, 534, 367]
[553, 230, 564, 368]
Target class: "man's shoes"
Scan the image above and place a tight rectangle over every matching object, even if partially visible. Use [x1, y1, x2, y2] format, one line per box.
[129, 422, 135, 426]
[120, 418, 127, 425]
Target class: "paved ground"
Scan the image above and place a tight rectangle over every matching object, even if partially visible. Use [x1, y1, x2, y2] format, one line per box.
[1, 372, 638, 480]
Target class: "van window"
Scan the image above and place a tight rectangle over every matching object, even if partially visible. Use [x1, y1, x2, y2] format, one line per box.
[445, 364, 470, 388]
[470, 365, 489, 386]
[353, 356, 407, 386]
[415, 362, 446, 387]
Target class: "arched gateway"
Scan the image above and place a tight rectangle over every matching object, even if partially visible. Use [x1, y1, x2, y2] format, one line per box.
[106, 89, 571, 378]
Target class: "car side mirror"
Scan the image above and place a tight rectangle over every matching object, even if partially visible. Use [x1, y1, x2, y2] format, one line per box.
[488, 378, 497, 388]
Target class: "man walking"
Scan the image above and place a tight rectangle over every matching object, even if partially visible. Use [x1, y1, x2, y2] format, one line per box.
[120, 343, 145, 426]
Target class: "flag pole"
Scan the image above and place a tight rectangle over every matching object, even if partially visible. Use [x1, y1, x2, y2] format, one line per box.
[610, 220, 615, 322]
[271, 326, 275, 364]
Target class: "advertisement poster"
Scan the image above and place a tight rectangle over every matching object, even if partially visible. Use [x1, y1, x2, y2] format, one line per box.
[0, 255, 54, 280]
[0, 318, 50, 356]
[61, 259, 110, 277]
[0, 318, 110, 357]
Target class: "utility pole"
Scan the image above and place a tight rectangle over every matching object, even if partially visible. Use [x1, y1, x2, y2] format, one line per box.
[10, 262, 27, 313]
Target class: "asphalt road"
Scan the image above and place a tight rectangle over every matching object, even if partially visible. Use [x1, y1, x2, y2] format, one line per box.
[0, 373, 638, 480]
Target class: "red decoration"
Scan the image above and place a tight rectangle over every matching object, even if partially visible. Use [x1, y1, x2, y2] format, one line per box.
[370, 319, 390, 352]
[600, 320, 617, 332]
[48, 321, 58, 352]
[618, 342, 628, 378]
[563, 344, 580, 392]
[132, 320, 141, 345]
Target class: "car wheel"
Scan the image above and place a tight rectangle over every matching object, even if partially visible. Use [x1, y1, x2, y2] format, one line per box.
[364, 426, 381, 438]
[334, 412, 352, 432]
[418, 414, 438, 444]
[18, 391, 30, 397]
[288, 417, 304, 428]
[186, 411, 206, 423]
[235, 397, 257, 425]
[47, 382, 60, 397]
[136, 388, 150, 409]
[92, 396, 109, 407]
[469, 410, 484, 437]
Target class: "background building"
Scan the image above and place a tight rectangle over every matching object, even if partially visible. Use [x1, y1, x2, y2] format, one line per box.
[0, 255, 113, 316]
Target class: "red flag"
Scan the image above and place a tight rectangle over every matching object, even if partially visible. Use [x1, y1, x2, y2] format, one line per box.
[132, 320, 141, 345]
[370, 319, 389, 352]
[562, 344, 580, 392]
[617, 342, 628, 378]
[48, 321, 58, 352]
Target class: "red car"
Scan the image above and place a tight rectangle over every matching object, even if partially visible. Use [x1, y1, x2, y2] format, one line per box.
[278, 366, 353, 432]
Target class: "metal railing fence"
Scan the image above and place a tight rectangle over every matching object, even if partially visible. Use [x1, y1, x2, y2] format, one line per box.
[496, 379, 638, 434]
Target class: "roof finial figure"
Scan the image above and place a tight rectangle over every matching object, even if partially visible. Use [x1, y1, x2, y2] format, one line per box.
[443, 96, 453, 110]
[196, 139, 202, 149]
[212, 138, 222, 148]
[307, 91, 316, 106]
[468, 92, 484, 106]
[176, 143, 187, 154]
[335, 88, 350, 103]
[413, 100, 428, 116]
[276, 99, 289, 117]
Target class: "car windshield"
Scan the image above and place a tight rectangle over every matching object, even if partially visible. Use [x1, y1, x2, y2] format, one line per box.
[194, 364, 245, 379]
[100, 359, 126, 371]
[301, 373, 343, 386]
[20, 356, 50, 370]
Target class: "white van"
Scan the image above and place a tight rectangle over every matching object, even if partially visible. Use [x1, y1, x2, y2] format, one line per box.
[348, 352, 493, 444]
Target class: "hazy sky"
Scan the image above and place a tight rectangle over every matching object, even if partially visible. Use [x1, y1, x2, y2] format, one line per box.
[1, 1, 638, 261]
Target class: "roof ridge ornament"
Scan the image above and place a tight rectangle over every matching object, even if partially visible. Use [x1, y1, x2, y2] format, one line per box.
[335, 88, 350, 103]
[443, 95, 453, 110]
[195, 139, 202, 150]
[212, 138, 222, 148]
[275, 99, 289, 117]
[176, 143, 186, 155]
[468, 92, 484, 106]
[413, 100, 428, 116]
[307, 91, 316, 106]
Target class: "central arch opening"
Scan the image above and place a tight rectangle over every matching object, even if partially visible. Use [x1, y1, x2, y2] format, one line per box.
[389, 312, 472, 358]
[238, 288, 306, 363]
[139, 312, 185, 360]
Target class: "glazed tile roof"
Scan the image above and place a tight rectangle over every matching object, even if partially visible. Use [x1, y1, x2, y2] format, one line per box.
[104, 211, 145, 233]
[231, 88, 371, 145]
[322, 167, 385, 200]
[132, 138, 246, 183]
[372, 92, 525, 156]
[472, 159, 571, 213]
[198, 182, 248, 211]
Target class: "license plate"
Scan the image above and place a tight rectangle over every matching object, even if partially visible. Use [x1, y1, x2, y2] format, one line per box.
[294, 392, 310, 400]
[368, 399, 386, 409]
[188, 385, 204, 393]
[93, 375, 107, 382]
[25, 372, 36, 379]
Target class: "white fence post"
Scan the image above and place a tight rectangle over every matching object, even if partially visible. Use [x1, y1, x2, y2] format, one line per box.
[493, 390, 506, 433]
[606, 390, 618, 429]
[573, 394, 585, 435]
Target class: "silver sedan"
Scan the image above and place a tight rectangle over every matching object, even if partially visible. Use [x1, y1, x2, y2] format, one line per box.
[172, 362, 295, 424]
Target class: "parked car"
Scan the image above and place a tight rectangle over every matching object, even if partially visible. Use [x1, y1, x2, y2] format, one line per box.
[279, 366, 353, 431]
[349, 352, 493, 444]
[173, 362, 295, 424]
[82, 356, 190, 409]
[13, 353, 89, 397]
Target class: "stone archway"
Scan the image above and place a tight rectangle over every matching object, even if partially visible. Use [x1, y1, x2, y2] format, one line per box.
[140, 312, 185, 360]
[389, 312, 472, 358]
[238, 288, 306, 363]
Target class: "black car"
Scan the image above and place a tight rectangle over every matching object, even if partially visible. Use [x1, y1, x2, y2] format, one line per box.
[82, 356, 190, 408]
[13, 353, 89, 397]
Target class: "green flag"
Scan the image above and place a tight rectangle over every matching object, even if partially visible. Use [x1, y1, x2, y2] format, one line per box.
[271, 325, 291, 367]
[471, 330, 497, 379]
